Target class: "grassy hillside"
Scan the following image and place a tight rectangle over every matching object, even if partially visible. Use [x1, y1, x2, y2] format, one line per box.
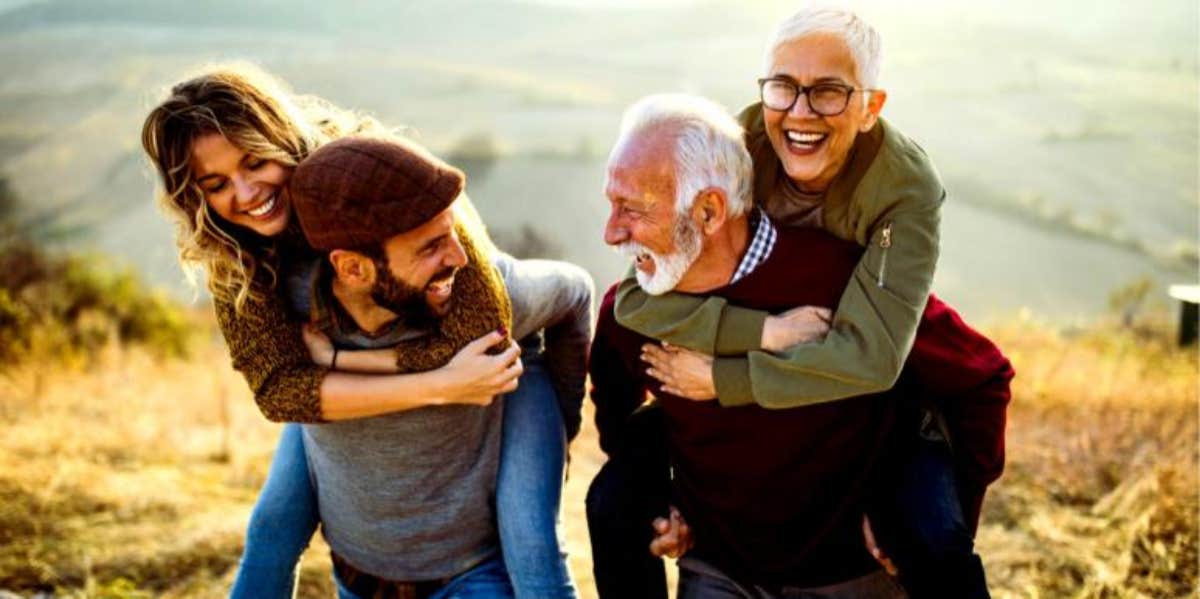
[976, 317, 1197, 597]
[0, 310, 1195, 598]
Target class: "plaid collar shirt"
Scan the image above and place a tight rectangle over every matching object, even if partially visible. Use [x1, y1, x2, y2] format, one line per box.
[729, 208, 778, 285]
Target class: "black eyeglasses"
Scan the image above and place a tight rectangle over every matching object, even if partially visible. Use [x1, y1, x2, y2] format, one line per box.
[757, 77, 874, 117]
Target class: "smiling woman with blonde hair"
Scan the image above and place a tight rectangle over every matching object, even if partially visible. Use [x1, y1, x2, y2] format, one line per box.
[143, 62, 379, 312]
[142, 63, 583, 599]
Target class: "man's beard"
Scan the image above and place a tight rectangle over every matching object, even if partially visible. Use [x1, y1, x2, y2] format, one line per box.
[616, 213, 702, 295]
[370, 260, 457, 329]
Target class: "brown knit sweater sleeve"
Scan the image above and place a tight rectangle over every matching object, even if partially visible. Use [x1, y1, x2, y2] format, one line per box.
[213, 282, 328, 423]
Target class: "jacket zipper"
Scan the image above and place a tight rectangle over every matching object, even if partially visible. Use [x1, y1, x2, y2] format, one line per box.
[877, 222, 892, 288]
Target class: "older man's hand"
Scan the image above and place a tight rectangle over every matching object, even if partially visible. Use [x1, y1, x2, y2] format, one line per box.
[862, 514, 899, 576]
[761, 305, 833, 352]
[642, 342, 716, 400]
[649, 506, 694, 559]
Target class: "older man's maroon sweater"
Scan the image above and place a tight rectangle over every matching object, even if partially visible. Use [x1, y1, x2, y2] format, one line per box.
[589, 225, 1013, 586]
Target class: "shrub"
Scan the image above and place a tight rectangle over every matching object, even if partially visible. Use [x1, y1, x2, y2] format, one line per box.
[0, 238, 197, 366]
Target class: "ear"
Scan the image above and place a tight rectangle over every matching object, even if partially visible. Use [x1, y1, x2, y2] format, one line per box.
[691, 188, 729, 236]
[860, 89, 888, 132]
[329, 249, 377, 289]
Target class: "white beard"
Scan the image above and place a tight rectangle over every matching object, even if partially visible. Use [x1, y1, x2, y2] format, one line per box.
[616, 215, 702, 295]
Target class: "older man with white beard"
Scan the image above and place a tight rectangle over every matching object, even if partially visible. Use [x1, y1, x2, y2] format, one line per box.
[586, 94, 908, 598]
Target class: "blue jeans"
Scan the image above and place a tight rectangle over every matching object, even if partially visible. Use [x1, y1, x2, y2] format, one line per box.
[229, 354, 574, 599]
[230, 421, 319, 599]
[497, 355, 578, 598]
[334, 554, 514, 599]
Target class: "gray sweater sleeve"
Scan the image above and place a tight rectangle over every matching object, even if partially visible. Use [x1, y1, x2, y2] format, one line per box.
[495, 253, 595, 441]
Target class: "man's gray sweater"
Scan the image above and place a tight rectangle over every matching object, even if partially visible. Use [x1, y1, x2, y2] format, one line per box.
[286, 253, 592, 581]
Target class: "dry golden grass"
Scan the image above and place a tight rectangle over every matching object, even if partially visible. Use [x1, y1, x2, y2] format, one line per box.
[0, 316, 1195, 598]
[977, 316, 1198, 599]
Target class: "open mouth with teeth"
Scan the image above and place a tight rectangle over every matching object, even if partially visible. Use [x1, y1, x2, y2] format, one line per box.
[784, 130, 829, 155]
[242, 193, 283, 221]
[633, 251, 656, 276]
[425, 274, 456, 301]
[616, 241, 662, 277]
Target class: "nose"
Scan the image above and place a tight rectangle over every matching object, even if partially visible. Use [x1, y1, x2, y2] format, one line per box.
[604, 208, 629, 246]
[445, 235, 468, 268]
[231, 174, 256, 204]
[789, 90, 817, 118]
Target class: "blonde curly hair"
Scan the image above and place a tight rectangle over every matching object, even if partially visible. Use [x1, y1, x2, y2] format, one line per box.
[141, 63, 385, 313]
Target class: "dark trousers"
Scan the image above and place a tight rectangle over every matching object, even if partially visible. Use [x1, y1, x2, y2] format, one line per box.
[585, 406, 671, 599]
[678, 557, 907, 599]
[867, 437, 990, 599]
[585, 408, 990, 599]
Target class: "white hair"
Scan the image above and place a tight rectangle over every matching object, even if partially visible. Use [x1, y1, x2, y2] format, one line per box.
[763, 6, 883, 90]
[610, 93, 753, 219]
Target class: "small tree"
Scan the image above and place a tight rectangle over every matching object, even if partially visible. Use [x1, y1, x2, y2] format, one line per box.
[1108, 276, 1155, 328]
[446, 131, 501, 184]
[492, 223, 563, 260]
[0, 176, 15, 221]
[0, 176, 17, 241]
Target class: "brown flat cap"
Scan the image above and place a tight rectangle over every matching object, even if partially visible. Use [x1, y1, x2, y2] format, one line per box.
[289, 136, 466, 250]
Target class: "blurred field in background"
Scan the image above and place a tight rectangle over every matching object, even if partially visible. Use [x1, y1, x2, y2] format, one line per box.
[0, 0, 1196, 322]
[0, 252, 1194, 597]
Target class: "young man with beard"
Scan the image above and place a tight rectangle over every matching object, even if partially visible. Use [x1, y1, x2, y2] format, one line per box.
[283, 135, 591, 598]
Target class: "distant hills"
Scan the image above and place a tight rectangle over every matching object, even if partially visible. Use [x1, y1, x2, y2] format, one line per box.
[0, 0, 1194, 318]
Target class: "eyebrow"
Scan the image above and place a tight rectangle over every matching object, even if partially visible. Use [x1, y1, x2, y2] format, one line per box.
[812, 76, 850, 85]
[613, 196, 654, 211]
[768, 74, 849, 86]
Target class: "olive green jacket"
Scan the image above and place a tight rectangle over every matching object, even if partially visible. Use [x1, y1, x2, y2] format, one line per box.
[614, 103, 944, 408]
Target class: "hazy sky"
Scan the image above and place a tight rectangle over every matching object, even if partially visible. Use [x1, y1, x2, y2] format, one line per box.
[529, 0, 698, 6]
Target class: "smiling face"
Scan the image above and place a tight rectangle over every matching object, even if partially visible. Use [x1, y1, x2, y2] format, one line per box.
[190, 132, 292, 237]
[374, 206, 468, 318]
[603, 127, 703, 295]
[763, 32, 885, 193]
